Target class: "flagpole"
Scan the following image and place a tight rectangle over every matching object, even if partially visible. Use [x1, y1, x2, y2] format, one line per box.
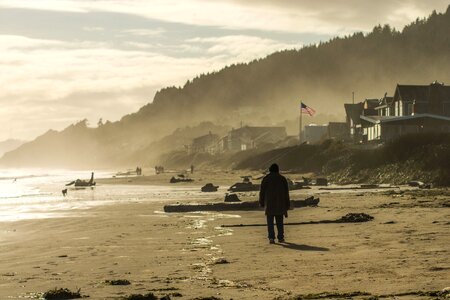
[299, 102, 303, 144]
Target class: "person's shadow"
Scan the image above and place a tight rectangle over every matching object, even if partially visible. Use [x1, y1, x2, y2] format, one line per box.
[276, 242, 329, 251]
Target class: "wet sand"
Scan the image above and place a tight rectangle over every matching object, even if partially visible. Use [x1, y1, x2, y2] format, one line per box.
[0, 176, 449, 299]
[97, 169, 265, 187]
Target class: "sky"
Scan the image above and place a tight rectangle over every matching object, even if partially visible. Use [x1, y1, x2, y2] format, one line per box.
[0, 0, 448, 141]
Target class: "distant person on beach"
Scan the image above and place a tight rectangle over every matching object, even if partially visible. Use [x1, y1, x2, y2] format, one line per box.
[155, 166, 164, 174]
[259, 163, 290, 244]
[191, 165, 194, 174]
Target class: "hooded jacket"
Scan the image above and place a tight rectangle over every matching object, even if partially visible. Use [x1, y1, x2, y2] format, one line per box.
[259, 172, 290, 215]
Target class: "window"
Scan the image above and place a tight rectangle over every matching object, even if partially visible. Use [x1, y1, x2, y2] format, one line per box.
[443, 102, 450, 116]
[407, 102, 413, 115]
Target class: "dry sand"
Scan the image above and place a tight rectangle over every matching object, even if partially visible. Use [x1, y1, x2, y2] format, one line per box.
[1, 173, 449, 299]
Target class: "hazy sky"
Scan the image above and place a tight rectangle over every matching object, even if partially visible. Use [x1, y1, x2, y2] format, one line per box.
[0, 0, 448, 141]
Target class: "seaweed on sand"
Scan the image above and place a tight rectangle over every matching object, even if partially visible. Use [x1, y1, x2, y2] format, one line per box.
[42, 287, 83, 299]
[122, 293, 158, 300]
[286, 289, 448, 299]
[105, 279, 131, 285]
[212, 257, 230, 264]
[337, 213, 374, 223]
[386, 290, 448, 298]
[169, 292, 183, 297]
[148, 287, 179, 292]
[290, 291, 370, 299]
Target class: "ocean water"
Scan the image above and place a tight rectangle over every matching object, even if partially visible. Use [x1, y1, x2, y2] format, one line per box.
[0, 169, 219, 222]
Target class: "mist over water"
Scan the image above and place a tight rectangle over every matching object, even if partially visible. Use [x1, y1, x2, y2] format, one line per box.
[0, 169, 216, 222]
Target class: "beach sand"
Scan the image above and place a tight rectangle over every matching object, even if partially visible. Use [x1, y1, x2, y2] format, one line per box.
[0, 174, 449, 299]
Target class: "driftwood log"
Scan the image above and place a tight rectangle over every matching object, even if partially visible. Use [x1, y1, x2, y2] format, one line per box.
[163, 196, 319, 213]
[221, 213, 374, 227]
[319, 185, 399, 191]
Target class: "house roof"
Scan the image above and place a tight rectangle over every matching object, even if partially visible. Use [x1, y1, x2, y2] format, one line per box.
[328, 122, 347, 126]
[360, 113, 450, 124]
[395, 82, 450, 103]
[229, 126, 287, 145]
[192, 133, 219, 145]
[344, 103, 363, 124]
[230, 126, 286, 136]
[364, 99, 379, 109]
[375, 96, 394, 109]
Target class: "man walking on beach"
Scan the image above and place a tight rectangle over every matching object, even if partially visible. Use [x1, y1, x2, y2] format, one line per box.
[259, 163, 290, 244]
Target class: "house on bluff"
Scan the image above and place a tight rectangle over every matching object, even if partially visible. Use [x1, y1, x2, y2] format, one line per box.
[361, 82, 450, 142]
[344, 99, 379, 142]
[345, 81, 450, 143]
[189, 132, 219, 154]
[227, 126, 287, 151]
[304, 124, 328, 143]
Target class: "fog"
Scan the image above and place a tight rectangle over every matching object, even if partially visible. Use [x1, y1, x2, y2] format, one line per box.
[1, 5, 449, 169]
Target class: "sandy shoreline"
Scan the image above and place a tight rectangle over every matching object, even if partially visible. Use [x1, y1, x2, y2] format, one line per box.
[96, 169, 266, 187]
[0, 177, 449, 299]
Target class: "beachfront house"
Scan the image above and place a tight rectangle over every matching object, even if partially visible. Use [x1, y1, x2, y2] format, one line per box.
[216, 136, 229, 153]
[344, 99, 380, 142]
[190, 132, 220, 154]
[226, 126, 287, 151]
[328, 122, 349, 140]
[304, 124, 328, 143]
[303, 122, 349, 143]
[374, 94, 394, 117]
[359, 81, 450, 142]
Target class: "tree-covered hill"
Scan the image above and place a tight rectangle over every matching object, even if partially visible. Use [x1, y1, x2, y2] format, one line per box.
[2, 6, 450, 168]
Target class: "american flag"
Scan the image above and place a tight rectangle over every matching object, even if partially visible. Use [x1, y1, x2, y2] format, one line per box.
[300, 102, 316, 116]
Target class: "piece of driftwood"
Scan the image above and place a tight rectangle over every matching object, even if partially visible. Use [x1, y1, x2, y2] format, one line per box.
[221, 213, 374, 227]
[163, 196, 319, 213]
[319, 185, 398, 190]
[227, 182, 260, 192]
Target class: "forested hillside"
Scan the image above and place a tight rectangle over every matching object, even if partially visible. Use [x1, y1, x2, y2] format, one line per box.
[2, 6, 450, 168]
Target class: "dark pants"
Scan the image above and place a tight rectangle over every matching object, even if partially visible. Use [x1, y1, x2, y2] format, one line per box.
[266, 215, 284, 240]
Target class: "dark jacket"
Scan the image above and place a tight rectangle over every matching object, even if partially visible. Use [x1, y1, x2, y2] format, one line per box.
[259, 172, 290, 215]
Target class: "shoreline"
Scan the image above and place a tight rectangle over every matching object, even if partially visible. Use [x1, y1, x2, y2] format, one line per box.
[96, 170, 265, 187]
